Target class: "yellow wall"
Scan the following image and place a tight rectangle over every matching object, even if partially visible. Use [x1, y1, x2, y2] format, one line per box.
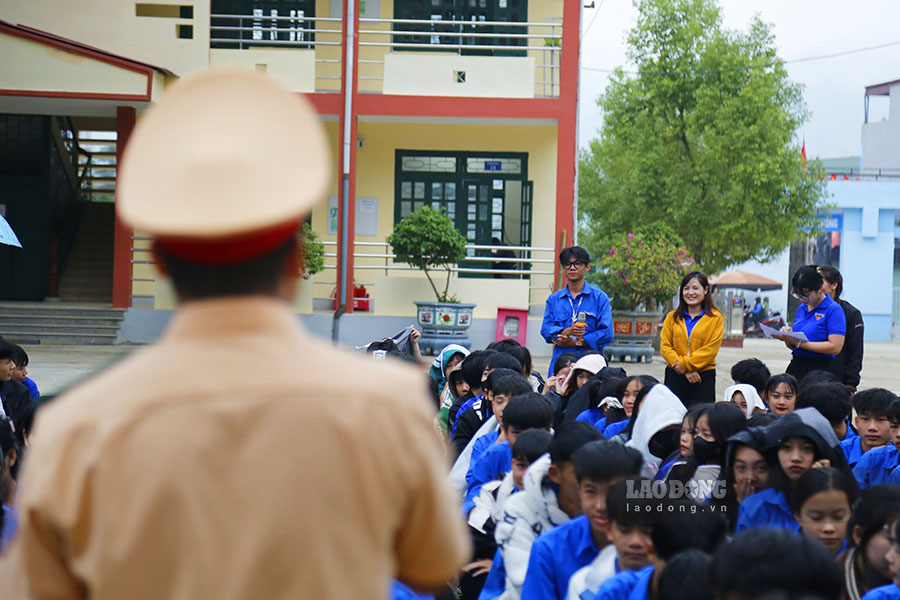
[383, 54, 535, 98]
[209, 48, 317, 92]
[304, 120, 558, 316]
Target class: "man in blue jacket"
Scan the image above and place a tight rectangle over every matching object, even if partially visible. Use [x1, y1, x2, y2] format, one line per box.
[541, 247, 614, 375]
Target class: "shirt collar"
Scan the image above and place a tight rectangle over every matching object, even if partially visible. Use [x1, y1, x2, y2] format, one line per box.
[682, 310, 705, 321]
[563, 282, 592, 300]
[574, 515, 600, 556]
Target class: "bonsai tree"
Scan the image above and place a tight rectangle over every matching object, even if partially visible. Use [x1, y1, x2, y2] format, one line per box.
[594, 224, 695, 311]
[387, 206, 467, 302]
[299, 222, 325, 280]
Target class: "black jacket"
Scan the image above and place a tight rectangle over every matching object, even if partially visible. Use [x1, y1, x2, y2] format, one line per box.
[831, 299, 864, 389]
[0, 379, 31, 429]
[450, 395, 492, 459]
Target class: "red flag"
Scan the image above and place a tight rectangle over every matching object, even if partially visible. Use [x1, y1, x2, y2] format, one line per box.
[801, 140, 807, 169]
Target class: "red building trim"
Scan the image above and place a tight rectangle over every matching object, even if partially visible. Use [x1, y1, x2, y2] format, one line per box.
[552, 0, 582, 289]
[0, 89, 150, 102]
[113, 107, 136, 309]
[307, 93, 342, 115]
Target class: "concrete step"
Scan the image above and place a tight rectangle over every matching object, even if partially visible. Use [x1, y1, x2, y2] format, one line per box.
[0, 315, 122, 327]
[0, 304, 124, 319]
[2, 332, 118, 345]
[0, 324, 120, 335]
[0, 302, 123, 345]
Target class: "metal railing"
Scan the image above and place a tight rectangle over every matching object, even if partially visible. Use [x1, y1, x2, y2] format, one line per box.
[209, 13, 562, 97]
[827, 168, 900, 182]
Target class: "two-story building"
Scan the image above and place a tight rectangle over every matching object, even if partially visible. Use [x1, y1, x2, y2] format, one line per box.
[0, 0, 583, 353]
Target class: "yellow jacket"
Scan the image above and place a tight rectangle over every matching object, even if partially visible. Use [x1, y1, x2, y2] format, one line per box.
[660, 309, 724, 373]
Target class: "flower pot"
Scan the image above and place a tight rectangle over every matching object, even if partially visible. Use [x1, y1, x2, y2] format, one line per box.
[603, 310, 662, 363]
[414, 301, 476, 355]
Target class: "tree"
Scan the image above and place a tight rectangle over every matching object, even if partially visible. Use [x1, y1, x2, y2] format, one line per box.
[300, 222, 325, 280]
[387, 206, 467, 302]
[579, 0, 826, 273]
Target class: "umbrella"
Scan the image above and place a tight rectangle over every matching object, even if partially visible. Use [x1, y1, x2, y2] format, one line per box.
[0, 215, 21, 248]
[709, 270, 781, 291]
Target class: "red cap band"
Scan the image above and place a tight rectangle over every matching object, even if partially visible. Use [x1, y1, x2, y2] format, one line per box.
[156, 220, 299, 265]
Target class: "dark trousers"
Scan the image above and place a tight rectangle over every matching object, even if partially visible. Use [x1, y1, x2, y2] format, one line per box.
[786, 355, 834, 383]
[665, 366, 716, 408]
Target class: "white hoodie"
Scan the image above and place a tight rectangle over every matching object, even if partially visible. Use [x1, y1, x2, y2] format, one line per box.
[566, 544, 618, 600]
[494, 454, 571, 600]
[625, 384, 686, 477]
[719, 383, 767, 418]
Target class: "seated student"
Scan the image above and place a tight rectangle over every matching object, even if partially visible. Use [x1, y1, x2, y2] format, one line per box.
[730, 358, 771, 397]
[664, 402, 746, 505]
[736, 407, 852, 532]
[710, 528, 842, 600]
[798, 368, 841, 392]
[567, 479, 656, 600]
[450, 369, 528, 494]
[656, 404, 707, 481]
[9, 345, 38, 400]
[594, 501, 727, 600]
[655, 550, 713, 600]
[574, 377, 625, 431]
[437, 363, 471, 439]
[550, 354, 606, 428]
[624, 384, 686, 478]
[796, 381, 855, 441]
[494, 423, 604, 599]
[521, 442, 644, 599]
[721, 425, 771, 531]
[450, 350, 496, 440]
[491, 339, 543, 393]
[0, 418, 19, 551]
[604, 376, 658, 439]
[863, 526, 900, 599]
[839, 485, 900, 600]
[0, 341, 30, 431]
[462, 408, 553, 600]
[464, 393, 554, 515]
[719, 383, 766, 419]
[562, 365, 628, 424]
[469, 372, 535, 468]
[842, 389, 899, 470]
[856, 400, 900, 489]
[789, 467, 858, 556]
[763, 373, 799, 416]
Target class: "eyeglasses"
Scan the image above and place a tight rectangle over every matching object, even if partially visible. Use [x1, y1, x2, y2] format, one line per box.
[563, 261, 586, 270]
[791, 290, 813, 302]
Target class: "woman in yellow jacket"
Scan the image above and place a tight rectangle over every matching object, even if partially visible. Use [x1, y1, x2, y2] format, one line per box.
[661, 271, 724, 407]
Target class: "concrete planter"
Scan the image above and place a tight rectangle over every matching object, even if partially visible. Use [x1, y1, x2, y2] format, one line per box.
[604, 310, 662, 363]
[414, 301, 476, 355]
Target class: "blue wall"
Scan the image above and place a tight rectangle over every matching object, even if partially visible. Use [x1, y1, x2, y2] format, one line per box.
[829, 180, 900, 341]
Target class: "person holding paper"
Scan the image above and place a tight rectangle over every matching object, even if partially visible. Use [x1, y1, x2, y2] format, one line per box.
[777, 265, 846, 381]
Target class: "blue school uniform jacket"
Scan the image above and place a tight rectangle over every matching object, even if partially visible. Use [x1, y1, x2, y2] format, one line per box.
[521, 515, 601, 600]
[471, 431, 501, 468]
[575, 408, 606, 431]
[479, 550, 507, 600]
[735, 488, 800, 532]
[862, 584, 900, 600]
[854, 445, 899, 489]
[841, 436, 865, 469]
[594, 565, 654, 600]
[604, 420, 629, 439]
[463, 441, 512, 515]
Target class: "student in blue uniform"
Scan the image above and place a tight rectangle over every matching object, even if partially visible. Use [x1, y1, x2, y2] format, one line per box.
[796, 380, 853, 441]
[842, 389, 899, 469]
[736, 407, 852, 532]
[594, 501, 727, 600]
[720, 419, 774, 531]
[9, 345, 39, 400]
[789, 467, 858, 556]
[763, 373, 799, 417]
[839, 485, 900, 600]
[855, 400, 900, 489]
[464, 393, 554, 515]
[711, 528, 841, 599]
[861, 516, 900, 600]
[656, 404, 706, 481]
[778, 265, 846, 381]
[520, 441, 643, 599]
[468, 372, 535, 469]
[603, 376, 658, 440]
[575, 377, 626, 432]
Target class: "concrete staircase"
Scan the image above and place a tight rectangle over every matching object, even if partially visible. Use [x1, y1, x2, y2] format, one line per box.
[59, 202, 114, 303]
[0, 303, 124, 345]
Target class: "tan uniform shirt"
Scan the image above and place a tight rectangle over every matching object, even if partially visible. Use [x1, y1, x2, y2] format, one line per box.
[6, 297, 469, 599]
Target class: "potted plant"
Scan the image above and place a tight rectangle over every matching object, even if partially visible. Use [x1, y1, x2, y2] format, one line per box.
[593, 224, 695, 362]
[387, 206, 475, 354]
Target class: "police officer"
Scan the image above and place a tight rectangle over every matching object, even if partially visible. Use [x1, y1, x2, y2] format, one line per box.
[7, 70, 468, 599]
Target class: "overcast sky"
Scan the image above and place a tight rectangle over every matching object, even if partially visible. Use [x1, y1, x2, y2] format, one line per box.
[578, 0, 900, 159]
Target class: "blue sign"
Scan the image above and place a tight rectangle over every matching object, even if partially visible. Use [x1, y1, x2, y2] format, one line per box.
[484, 161, 502, 172]
[821, 213, 842, 232]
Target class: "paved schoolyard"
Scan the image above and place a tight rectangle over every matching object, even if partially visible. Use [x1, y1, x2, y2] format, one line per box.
[20, 338, 900, 397]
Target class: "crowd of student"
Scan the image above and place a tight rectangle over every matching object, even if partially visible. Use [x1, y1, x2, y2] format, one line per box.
[405, 334, 900, 600]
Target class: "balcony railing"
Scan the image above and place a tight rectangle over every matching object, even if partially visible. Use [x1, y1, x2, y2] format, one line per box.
[210, 13, 562, 97]
[827, 168, 900, 182]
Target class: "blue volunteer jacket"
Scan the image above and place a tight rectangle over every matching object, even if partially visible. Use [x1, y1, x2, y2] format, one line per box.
[841, 436, 865, 470]
[862, 584, 900, 600]
[521, 515, 602, 600]
[854, 445, 899, 489]
[463, 441, 512, 515]
[576, 408, 606, 431]
[541, 283, 614, 375]
[604, 420, 629, 439]
[479, 550, 507, 600]
[471, 431, 501, 468]
[735, 488, 800, 532]
[594, 565, 654, 600]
